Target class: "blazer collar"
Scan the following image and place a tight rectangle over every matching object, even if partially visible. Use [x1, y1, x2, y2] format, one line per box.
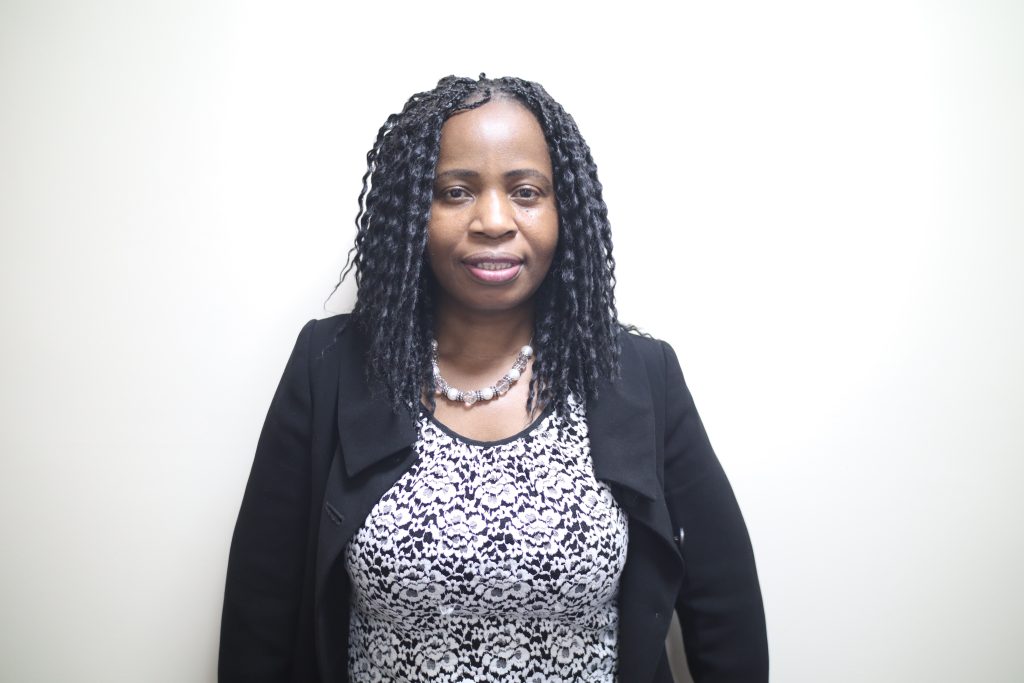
[336, 322, 660, 501]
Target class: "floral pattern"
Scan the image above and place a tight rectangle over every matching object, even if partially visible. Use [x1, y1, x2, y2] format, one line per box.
[343, 395, 629, 682]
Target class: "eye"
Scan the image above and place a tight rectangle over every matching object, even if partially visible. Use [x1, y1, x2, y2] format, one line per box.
[438, 186, 471, 202]
[512, 186, 543, 201]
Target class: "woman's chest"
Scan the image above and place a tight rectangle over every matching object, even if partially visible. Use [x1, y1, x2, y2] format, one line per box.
[343, 399, 629, 621]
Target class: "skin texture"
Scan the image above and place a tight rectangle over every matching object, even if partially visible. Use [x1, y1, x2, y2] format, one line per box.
[424, 99, 559, 438]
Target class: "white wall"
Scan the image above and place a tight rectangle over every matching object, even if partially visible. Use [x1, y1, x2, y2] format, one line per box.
[2, 1, 1021, 680]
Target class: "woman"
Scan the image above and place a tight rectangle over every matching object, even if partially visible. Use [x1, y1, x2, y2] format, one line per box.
[219, 75, 768, 683]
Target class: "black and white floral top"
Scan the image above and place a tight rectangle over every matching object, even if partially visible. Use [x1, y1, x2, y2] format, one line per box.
[343, 394, 630, 682]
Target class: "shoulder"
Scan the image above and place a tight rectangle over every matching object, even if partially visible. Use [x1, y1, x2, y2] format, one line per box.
[279, 314, 355, 382]
[616, 322, 676, 377]
[306, 313, 353, 356]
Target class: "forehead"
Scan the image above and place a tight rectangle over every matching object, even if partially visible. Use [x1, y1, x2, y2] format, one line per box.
[436, 99, 552, 171]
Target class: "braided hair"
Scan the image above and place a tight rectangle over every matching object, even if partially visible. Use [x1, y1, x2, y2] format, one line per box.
[332, 74, 625, 421]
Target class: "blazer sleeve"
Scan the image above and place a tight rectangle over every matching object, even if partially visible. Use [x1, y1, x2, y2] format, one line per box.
[660, 340, 769, 682]
[219, 319, 317, 682]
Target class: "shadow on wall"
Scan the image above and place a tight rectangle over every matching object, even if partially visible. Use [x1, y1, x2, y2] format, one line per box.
[667, 613, 695, 683]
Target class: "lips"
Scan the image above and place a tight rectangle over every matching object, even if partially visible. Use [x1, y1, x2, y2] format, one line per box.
[462, 252, 524, 284]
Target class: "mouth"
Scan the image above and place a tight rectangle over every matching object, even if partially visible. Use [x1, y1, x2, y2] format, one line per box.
[462, 256, 524, 284]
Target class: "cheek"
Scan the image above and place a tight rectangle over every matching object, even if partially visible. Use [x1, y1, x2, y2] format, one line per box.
[425, 221, 444, 256]
[521, 207, 559, 254]
[425, 225, 459, 276]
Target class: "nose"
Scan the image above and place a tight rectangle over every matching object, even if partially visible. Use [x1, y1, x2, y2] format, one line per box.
[471, 190, 517, 238]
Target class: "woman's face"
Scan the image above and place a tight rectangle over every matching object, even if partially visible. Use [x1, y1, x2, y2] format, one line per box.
[426, 98, 559, 317]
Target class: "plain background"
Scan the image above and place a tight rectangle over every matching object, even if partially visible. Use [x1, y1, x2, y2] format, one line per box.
[2, 0, 1022, 681]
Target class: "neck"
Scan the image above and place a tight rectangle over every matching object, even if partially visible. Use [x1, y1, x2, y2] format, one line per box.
[432, 298, 535, 364]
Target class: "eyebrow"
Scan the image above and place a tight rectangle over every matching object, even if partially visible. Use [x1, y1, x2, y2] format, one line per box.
[435, 168, 553, 187]
[504, 168, 550, 184]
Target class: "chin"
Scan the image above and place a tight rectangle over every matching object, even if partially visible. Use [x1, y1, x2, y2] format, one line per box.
[456, 294, 536, 315]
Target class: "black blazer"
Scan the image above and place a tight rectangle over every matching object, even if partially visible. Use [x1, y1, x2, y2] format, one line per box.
[219, 314, 768, 682]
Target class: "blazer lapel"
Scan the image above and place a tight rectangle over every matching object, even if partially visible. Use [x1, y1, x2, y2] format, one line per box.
[586, 332, 682, 556]
[586, 331, 661, 501]
[335, 324, 418, 478]
[316, 322, 418, 609]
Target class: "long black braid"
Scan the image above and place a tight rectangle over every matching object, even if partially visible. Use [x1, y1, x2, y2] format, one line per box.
[330, 74, 626, 422]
